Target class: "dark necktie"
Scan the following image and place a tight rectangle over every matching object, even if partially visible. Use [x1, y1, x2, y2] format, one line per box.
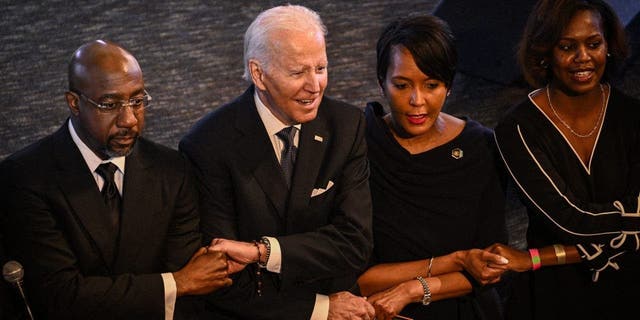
[276, 126, 297, 187]
[95, 162, 121, 231]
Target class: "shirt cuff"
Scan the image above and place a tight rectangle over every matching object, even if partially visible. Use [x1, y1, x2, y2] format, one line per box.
[310, 294, 329, 320]
[264, 236, 282, 273]
[161, 272, 177, 320]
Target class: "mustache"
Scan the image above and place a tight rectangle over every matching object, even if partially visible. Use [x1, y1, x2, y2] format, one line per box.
[111, 129, 139, 139]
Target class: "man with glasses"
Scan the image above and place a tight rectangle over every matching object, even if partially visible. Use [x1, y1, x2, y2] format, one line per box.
[0, 40, 232, 319]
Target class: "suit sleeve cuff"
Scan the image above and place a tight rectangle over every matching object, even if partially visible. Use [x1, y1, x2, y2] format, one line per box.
[161, 272, 177, 320]
[264, 236, 282, 273]
[310, 294, 329, 320]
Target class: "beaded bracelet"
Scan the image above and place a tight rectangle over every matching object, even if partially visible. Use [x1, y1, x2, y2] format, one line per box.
[252, 241, 263, 296]
[259, 237, 271, 269]
[252, 241, 262, 264]
[529, 248, 541, 271]
[415, 276, 432, 306]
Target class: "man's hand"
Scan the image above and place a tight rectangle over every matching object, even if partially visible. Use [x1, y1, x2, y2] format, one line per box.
[209, 238, 262, 274]
[366, 281, 416, 320]
[173, 247, 233, 297]
[328, 291, 375, 320]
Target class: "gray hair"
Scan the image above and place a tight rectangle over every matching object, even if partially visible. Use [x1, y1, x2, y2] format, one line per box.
[242, 4, 327, 82]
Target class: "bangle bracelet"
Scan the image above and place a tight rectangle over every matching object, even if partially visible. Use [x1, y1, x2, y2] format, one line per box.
[259, 237, 271, 269]
[416, 276, 432, 306]
[529, 248, 541, 271]
[427, 256, 434, 278]
[553, 244, 566, 265]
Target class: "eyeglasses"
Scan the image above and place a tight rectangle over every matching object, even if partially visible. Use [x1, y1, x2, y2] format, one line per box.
[73, 90, 152, 114]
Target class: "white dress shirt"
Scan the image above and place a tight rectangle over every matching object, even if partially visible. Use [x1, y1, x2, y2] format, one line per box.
[254, 92, 329, 320]
[68, 121, 177, 320]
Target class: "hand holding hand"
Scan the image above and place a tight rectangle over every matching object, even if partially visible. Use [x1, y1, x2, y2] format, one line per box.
[461, 248, 509, 285]
[328, 291, 375, 320]
[173, 247, 233, 297]
[209, 238, 260, 274]
[486, 243, 532, 272]
[366, 281, 417, 320]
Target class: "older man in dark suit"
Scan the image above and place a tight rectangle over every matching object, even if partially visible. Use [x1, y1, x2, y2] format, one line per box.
[180, 4, 375, 320]
[0, 40, 232, 319]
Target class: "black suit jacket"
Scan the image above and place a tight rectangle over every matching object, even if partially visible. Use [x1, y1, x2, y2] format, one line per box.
[180, 86, 373, 319]
[0, 122, 201, 319]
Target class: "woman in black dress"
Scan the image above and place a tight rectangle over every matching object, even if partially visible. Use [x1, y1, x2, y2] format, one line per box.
[357, 14, 510, 320]
[491, 0, 640, 319]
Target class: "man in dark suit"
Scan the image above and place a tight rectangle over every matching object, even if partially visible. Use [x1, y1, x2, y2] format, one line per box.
[0, 40, 232, 319]
[179, 5, 375, 320]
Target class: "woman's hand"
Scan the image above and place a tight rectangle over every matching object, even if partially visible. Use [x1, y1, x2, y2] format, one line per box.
[486, 243, 532, 272]
[367, 280, 421, 320]
[459, 248, 509, 285]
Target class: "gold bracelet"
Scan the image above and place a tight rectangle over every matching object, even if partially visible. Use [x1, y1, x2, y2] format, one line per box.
[427, 256, 434, 278]
[553, 244, 566, 265]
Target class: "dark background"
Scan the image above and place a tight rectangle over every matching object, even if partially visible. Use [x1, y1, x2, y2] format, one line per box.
[1, 1, 638, 159]
[0, 0, 639, 248]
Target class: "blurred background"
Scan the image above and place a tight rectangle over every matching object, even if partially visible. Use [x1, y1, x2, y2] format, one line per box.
[1, 0, 639, 247]
[1, 0, 638, 158]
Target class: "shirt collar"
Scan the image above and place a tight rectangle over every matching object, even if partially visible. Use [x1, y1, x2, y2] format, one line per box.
[253, 90, 301, 136]
[68, 120, 126, 174]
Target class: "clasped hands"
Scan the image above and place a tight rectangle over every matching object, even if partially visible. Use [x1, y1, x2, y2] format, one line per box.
[170, 238, 264, 298]
[209, 238, 377, 320]
[207, 238, 267, 273]
[366, 245, 516, 320]
[201, 240, 527, 320]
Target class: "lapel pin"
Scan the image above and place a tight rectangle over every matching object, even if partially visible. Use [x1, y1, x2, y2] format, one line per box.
[314, 135, 324, 142]
[451, 148, 463, 159]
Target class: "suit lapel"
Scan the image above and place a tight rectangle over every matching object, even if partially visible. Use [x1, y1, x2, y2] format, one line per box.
[114, 141, 153, 270]
[234, 87, 289, 218]
[288, 109, 329, 217]
[53, 124, 116, 268]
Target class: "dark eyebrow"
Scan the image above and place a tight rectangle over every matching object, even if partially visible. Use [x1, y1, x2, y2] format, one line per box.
[559, 32, 603, 42]
[390, 76, 411, 82]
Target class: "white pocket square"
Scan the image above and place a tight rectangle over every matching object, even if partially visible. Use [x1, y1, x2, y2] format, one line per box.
[311, 180, 334, 197]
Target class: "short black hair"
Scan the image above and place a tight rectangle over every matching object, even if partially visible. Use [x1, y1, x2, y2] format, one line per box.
[376, 13, 457, 88]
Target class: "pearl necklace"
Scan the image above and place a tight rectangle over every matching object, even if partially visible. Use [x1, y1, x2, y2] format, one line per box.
[546, 84, 605, 138]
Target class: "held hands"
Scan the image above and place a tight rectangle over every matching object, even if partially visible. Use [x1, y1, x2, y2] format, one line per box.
[366, 281, 417, 320]
[460, 248, 509, 285]
[173, 247, 233, 297]
[209, 238, 260, 274]
[328, 291, 375, 320]
[486, 243, 532, 272]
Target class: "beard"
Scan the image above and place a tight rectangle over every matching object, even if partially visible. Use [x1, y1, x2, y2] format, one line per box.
[104, 132, 139, 158]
